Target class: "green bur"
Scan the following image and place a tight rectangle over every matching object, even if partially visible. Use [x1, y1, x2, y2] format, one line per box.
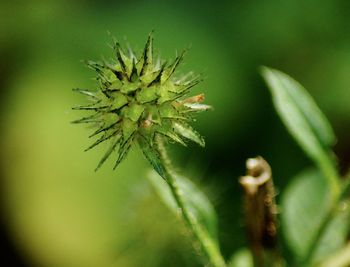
[73, 32, 211, 171]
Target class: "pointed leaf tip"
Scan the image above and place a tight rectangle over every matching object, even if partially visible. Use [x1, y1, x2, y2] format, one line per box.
[85, 130, 119, 152]
[148, 61, 167, 86]
[161, 49, 187, 82]
[157, 129, 187, 147]
[129, 58, 138, 82]
[261, 66, 335, 147]
[72, 88, 98, 98]
[114, 41, 127, 72]
[138, 136, 165, 179]
[94, 134, 122, 171]
[261, 66, 339, 193]
[174, 122, 205, 147]
[141, 32, 154, 74]
[113, 134, 134, 170]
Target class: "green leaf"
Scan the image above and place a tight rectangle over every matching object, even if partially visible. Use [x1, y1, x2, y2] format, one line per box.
[138, 136, 165, 178]
[282, 169, 328, 260]
[173, 122, 205, 147]
[120, 81, 139, 94]
[159, 103, 179, 118]
[312, 201, 350, 264]
[113, 41, 128, 73]
[124, 103, 145, 122]
[261, 67, 339, 194]
[95, 133, 122, 171]
[147, 171, 219, 242]
[156, 128, 187, 147]
[109, 92, 128, 110]
[161, 50, 186, 83]
[113, 134, 134, 170]
[228, 248, 253, 267]
[281, 169, 349, 263]
[109, 79, 123, 90]
[140, 32, 153, 75]
[136, 86, 158, 103]
[261, 67, 335, 147]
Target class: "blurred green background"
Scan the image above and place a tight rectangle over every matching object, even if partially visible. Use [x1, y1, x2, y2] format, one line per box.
[0, 0, 349, 266]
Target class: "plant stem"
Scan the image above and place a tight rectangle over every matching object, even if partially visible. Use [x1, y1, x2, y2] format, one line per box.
[303, 177, 350, 265]
[240, 157, 281, 267]
[303, 204, 336, 265]
[156, 136, 226, 267]
[319, 156, 341, 202]
[340, 178, 350, 200]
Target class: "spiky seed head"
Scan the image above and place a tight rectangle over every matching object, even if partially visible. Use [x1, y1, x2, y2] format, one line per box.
[73, 33, 211, 171]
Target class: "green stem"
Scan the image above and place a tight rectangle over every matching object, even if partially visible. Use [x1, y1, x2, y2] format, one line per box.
[303, 176, 349, 265]
[156, 136, 226, 267]
[340, 178, 350, 200]
[319, 156, 341, 202]
[302, 205, 336, 265]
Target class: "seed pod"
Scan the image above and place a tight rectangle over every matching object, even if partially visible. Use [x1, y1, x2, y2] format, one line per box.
[73, 32, 211, 171]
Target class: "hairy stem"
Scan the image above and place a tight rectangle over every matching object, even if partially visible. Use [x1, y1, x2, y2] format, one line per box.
[156, 136, 226, 267]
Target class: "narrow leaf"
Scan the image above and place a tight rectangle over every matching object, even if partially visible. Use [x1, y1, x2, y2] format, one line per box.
[113, 41, 127, 72]
[161, 50, 186, 83]
[147, 61, 167, 87]
[95, 133, 122, 171]
[129, 58, 138, 82]
[113, 134, 134, 169]
[85, 130, 119, 151]
[84, 60, 104, 71]
[138, 136, 165, 178]
[182, 76, 203, 90]
[72, 104, 108, 111]
[71, 114, 101, 124]
[88, 122, 118, 138]
[156, 129, 187, 146]
[72, 88, 99, 99]
[140, 32, 153, 75]
[261, 67, 339, 194]
[173, 122, 205, 147]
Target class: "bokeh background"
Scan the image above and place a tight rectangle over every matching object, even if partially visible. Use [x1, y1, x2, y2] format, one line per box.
[1, 0, 349, 266]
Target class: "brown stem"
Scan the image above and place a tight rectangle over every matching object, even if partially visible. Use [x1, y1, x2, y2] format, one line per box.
[239, 156, 280, 267]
